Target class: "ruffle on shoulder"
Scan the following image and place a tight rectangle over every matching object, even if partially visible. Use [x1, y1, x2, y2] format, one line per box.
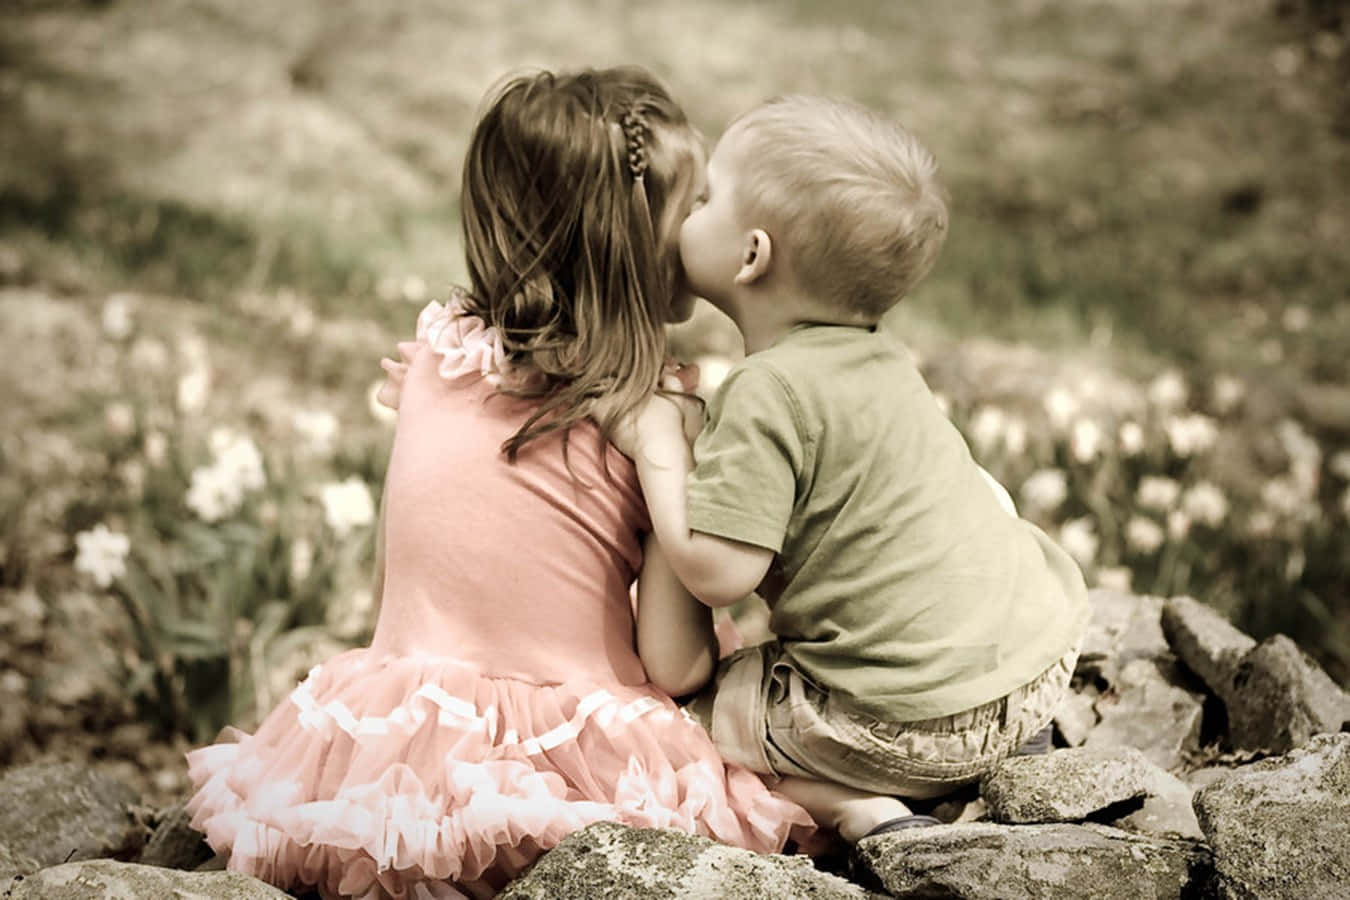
[416, 288, 509, 387]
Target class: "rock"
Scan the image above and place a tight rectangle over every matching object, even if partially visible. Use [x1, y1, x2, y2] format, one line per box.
[1077, 591, 1170, 687]
[0, 840, 41, 886]
[1110, 770, 1203, 841]
[1082, 656, 1206, 771]
[1194, 733, 1350, 900]
[1223, 635, 1349, 754]
[1053, 686, 1099, 747]
[6, 859, 291, 898]
[982, 746, 1163, 824]
[0, 762, 146, 868]
[853, 822, 1214, 899]
[1161, 595, 1256, 697]
[136, 801, 213, 870]
[498, 821, 874, 899]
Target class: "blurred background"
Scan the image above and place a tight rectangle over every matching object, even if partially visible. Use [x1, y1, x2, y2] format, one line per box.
[1, 0, 1346, 802]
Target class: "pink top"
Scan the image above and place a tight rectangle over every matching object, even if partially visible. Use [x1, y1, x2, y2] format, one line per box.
[372, 297, 651, 686]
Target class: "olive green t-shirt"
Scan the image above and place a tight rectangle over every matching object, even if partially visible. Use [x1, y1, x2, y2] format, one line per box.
[687, 324, 1090, 721]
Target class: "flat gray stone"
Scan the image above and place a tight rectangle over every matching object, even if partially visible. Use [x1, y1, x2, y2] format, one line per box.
[1110, 770, 1203, 841]
[1223, 635, 1349, 754]
[982, 746, 1163, 824]
[1082, 656, 1205, 771]
[0, 762, 145, 868]
[1161, 596, 1255, 696]
[7, 859, 291, 898]
[854, 822, 1214, 899]
[499, 822, 875, 899]
[1077, 591, 1169, 687]
[1194, 733, 1350, 900]
[1053, 687, 1099, 748]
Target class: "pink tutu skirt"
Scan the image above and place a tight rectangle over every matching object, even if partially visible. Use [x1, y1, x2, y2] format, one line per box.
[186, 649, 812, 899]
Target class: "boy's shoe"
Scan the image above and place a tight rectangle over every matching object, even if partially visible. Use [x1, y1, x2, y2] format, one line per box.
[860, 814, 942, 839]
[1011, 723, 1054, 757]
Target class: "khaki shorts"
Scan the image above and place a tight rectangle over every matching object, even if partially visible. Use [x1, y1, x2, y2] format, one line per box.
[686, 642, 1077, 799]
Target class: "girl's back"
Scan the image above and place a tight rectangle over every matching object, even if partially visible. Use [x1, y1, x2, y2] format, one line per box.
[374, 299, 650, 686]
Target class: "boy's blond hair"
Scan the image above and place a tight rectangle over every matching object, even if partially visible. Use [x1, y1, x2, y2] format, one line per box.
[725, 95, 948, 319]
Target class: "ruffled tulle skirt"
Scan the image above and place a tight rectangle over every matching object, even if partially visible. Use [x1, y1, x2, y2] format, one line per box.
[186, 649, 812, 899]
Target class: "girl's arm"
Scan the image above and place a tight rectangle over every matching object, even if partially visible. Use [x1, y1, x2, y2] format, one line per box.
[624, 396, 774, 608]
[372, 481, 388, 610]
[635, 532, 717, 698]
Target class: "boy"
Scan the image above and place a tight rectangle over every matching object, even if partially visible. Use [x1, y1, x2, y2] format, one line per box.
[620, 95, 1089, 842]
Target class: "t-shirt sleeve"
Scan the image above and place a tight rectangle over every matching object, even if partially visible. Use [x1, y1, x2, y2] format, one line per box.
[686, 363, 806, 553]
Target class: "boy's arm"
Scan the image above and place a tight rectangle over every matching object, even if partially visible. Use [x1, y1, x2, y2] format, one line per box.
[635, 532, 717, 697]
[628, 396, 774, 608]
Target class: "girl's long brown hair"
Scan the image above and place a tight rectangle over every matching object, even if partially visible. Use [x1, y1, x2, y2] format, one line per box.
[460, 66, 700, 460]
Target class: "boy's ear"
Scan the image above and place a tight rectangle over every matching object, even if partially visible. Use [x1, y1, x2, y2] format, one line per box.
[734, 229, 773, 285]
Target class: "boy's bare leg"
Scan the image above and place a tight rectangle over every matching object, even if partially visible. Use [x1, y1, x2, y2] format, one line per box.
[772, 775, 912, 842]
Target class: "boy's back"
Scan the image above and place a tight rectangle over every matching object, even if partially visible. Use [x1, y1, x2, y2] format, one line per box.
[687, 322, 1090, 722]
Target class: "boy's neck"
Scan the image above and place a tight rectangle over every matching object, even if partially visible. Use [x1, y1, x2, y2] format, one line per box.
[733, 288, 878, 355]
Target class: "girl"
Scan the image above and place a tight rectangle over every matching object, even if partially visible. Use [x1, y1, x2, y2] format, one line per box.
[185, 67, 812, 900]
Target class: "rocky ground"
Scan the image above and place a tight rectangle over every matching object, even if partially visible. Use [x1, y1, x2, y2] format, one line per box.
[2, 587, 1346, 899]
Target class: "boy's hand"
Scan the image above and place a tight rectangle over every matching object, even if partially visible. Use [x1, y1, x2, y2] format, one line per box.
[375, 341, 419, 410]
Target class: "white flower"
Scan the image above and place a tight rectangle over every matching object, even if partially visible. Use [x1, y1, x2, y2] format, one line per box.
[367, 380, 399, 426]
[288, 305, 316, 338]
[320, 477, 375, 538]
[1211, 374, 1246, 415]
[1285, 547, 1306, 582]
[1117, 421, 1145, 457]
[1164, 414, 1218, 457]
[968, 406, 1006, 454]
[1246, 509, 1276, 537]
[212, 431, 266, 491]
[129, 337, 169, 373]
[1261, 477, 1305, 518]
[1331, 450, 1350, 481]
[1136, 475, 1181, 511]
[1182, 481, 1229, 528]
[1020, 468, 1069, 513]
[74, 524, 130, 588]
[1281, 305, 1310, 332]
[289, 538, 314, 583]
[1148, 370, 1188, 410]
[328, 588, 376, 640]
[104, 403, 135, 438]
[1058, 517, 1099, 567]
[402, 274, 428, 303]
[1167, 510, 1192, 540]
[1003, 417, 1028, 455]
[144, 431, 168, 466]
[1276, 419, 1321, 496]
[1095, 566, 1133, 592]
[293, 409, 339, 457]
[1043, 387, 1079, 431]
[118, 460, 146, 496]
[177, 368, 211, 414]
[1069, 419, 1103, 464]
[186, 464, 243, 522]
[694, 354, 735, 396]
[1125, 516, 1165, 554]
[101, 294, 135, 340]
